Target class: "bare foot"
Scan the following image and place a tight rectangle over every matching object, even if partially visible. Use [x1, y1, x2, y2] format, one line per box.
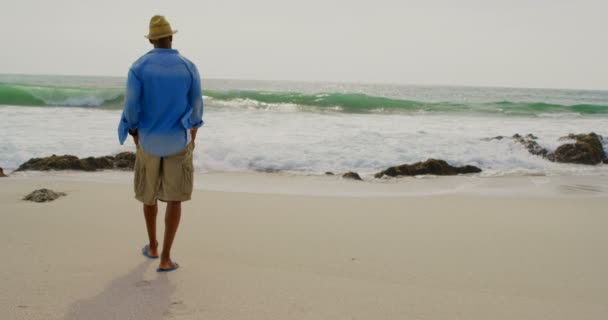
[158, 258, 178, 271]
[147, 241, 159, 257]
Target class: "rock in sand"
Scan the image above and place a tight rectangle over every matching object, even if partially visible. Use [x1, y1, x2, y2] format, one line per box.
[23, 189, 66, 203]
[342, 172, 363, 181]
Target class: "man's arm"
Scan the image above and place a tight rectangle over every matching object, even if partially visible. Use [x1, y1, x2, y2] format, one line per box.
[187, 64, 204, 147]
[118, 69, 143, 145]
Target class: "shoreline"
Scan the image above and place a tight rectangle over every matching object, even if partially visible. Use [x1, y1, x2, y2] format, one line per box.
[4, 169, 608, 198]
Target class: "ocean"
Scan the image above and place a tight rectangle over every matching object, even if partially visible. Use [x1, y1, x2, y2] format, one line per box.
[1, 74, 607, 177]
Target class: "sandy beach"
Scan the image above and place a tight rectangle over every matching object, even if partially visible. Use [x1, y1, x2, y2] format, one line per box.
[2, 1, 608, 319]
[1, 172, 607, 319]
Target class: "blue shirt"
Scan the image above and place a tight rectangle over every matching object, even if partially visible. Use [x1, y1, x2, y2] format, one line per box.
[118, 48, 204, 157]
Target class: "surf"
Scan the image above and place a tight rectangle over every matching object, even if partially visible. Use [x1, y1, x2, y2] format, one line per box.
[0, 83, 124, 108]
[204, 89, 608, 116]
[1, 81, 607, 117]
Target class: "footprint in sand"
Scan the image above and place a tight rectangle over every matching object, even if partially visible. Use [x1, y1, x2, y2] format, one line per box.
[134, 280, 152, 288]
[559, 184, 604, 193]
[163, 300, 191, 317]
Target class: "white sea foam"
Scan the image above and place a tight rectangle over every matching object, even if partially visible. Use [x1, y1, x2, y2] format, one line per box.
[203, 97, 304, 113]
[1, 105, 607, 176]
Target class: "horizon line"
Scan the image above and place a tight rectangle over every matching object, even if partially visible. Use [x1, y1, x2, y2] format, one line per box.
[1, 72, 607, 93]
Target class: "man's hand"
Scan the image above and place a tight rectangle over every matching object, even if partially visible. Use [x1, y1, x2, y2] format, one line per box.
[190, 128, 198, 149]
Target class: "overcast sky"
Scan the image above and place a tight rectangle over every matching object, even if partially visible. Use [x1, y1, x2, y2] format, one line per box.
[1, 0, 606, 90]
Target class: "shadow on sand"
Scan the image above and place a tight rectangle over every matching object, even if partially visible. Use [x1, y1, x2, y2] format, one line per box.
[65, 260, 176, 320]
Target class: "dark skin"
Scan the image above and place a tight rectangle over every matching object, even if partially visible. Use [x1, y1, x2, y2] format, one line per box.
[139, 34, 197, 271]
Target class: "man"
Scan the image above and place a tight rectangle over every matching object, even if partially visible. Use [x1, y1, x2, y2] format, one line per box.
[118, 15, 203, 272]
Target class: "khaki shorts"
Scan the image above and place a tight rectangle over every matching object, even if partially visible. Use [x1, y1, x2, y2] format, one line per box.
[134, 143, 194, 205]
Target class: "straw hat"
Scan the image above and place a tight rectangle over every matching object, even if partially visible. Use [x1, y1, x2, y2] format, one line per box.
[145, 15, 178, 40]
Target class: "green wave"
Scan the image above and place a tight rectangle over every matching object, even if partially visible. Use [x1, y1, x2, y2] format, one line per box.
[204, 90, 439, 112]
[204, 90, 608, 115]
[0, 83, 124, 108]
[1, 83, 607, 116]
[0, 83, 46, 106]
[495, 101, 608, 114]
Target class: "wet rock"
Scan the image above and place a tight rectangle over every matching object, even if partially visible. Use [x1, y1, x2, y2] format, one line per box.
[375, 159, 482, 178]
[254, 167, 282, 173]
[342, 172, 363, 181]
[17, 155, 86, 171]
[548, 133, 606, 165]
[81, 156, 115, 171]
[486, 132, 606, 166]
[481, 136, 505, 141]
[23, 189, 66, 202]
[16, 152, 137, 171]
[114, 152, 136, 170]
[512, 134, 549, 157]
[0, 167, 6, 177]
[484, 134, 549, 157]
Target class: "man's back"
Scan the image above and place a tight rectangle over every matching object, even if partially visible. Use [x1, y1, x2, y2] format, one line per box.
[119, 48, 203, 157]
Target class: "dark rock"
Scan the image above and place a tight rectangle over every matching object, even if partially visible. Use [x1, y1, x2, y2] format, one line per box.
[458, 165, 484, 174]
[525, 134, 539, 140]
[487, 132, 605, 166]
[481, 136, 505, 141]
[16, 152, 137, 171]
[604, 159, 608, 164]
[0, 167, 6, 177]
[114, 152, 136, 170]
[342, 172, 363, 181]
[325, 172, 335, 175]
[513, 134, 549, 157]
[23, 189, 66, 202]
[548, 133, 606, 165]
[17, 155, 86, 171]
[254, 167, 282, 173]
[81, 156, 115, 171]
[375, 159, 482, 178]
[484, 134, 548, 157]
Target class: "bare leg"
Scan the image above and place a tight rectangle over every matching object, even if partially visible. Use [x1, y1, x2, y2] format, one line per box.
[159, 201, 182, 269]
[143, 203, 159, 257]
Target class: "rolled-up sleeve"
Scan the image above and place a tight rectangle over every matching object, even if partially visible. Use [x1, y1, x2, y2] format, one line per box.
[188, 64, 204, 129]
[118, 69, 142, 144]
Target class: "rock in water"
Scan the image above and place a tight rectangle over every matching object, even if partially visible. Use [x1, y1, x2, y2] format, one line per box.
[342, 172, 363, 181]
[480, 136, 505, 141]
[17, 155, 85, 171]
[0, 167, 6, 177]
[81, 156, 115, 171]
[375, 159, 482, 178]
[548, 133, 606, 165]
[114, 152, 136, 170]
[483, 134, 549, 158]
[16, 152, 138, 171]
[23, 189, 66, 202]
[512, 134, 549, 157]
